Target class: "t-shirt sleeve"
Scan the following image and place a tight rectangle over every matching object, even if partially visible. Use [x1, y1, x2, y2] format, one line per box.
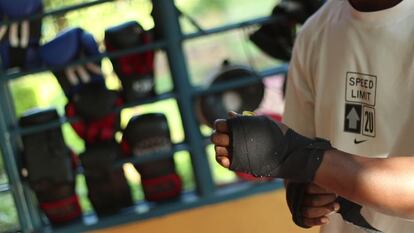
[283, 31, 316, 138]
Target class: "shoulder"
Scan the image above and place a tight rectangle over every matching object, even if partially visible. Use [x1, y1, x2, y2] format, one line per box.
[296, 0, 345, 46]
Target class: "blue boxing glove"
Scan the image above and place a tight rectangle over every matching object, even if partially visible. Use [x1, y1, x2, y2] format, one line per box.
[40, 27, 106, 100]
[40, 28, 122, 144]
[0, 0, 43, 70]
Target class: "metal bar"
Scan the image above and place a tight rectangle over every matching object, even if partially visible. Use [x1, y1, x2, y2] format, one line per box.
[176, 8, 205, 33]
[3, 41, 166, 81]
[152, 0, 215, 197]
[259, 63, 289, 77]
[0, 0, 115, 27]
[0, 183, 10, 193]
[113, 142, 189, 168]
[14, 116, 72, 137]
[13, 91, 176, 136]
[0, 79, 39, 232]
[183, 15, 283, 40]
[2, 78, 44, 232]
[1, 15, 280, 80]
[11, 62, 286, 136]
[115, 91, 176, 112]
[53, 180, 283, 233]
[192, 64, 288, 96]
[2, 15, 281, 81]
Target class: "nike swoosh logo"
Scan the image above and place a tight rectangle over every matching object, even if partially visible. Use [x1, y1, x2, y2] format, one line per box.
[354, 139, 368, 144]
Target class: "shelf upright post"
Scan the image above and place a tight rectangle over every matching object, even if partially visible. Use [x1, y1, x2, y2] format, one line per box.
[0, 77, 43, 232]
[152, 0, 215, 197]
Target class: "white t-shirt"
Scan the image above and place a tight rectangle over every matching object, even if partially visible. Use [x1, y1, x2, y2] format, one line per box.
[283, 0, 414, 232]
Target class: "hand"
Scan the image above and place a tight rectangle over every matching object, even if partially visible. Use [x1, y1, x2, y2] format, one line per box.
[301, 183, 339, 227]
[211, 112, 290, 169]
[211, 112, 237, 169]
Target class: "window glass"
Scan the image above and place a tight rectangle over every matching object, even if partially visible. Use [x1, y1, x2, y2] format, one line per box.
[0, 192, 20, 232]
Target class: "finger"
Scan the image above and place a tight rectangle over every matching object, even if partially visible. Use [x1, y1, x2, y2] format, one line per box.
[303, 194, 338, 207]
[210, 132, 230, 146]
[228, 111, 239, 118]
[215, 146, 229, 157]
[302, 202, 340, 219]
[214, 119, 229, 133]
[306, 183, 332, 194]
[302, 216, 329, 227]
[216, 156, 231, 168]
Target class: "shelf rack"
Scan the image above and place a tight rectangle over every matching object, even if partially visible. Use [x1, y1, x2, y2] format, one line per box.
[0, 0, 289, 232]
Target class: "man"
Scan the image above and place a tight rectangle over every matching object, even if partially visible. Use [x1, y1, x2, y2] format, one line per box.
[212, 0, 414, 232]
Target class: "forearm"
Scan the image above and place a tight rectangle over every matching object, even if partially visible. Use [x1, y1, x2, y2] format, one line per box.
[314, 150, 414, 218]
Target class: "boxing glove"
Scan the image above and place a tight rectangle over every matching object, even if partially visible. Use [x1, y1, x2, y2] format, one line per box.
[249, 0, 323, 61]
[41, 28, 122, 143]
[80, 141, 133, 216]
[105, 21, 155, 102]
[64, 84, 123, 144]
[40, 27, 105, 100]
[19, 108, 81, 225]
[122, 113, 182, 202]
[0, 0, 43, 70]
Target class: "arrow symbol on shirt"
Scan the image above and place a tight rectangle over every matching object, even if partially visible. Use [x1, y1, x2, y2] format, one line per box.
[347, 107, 360, 129]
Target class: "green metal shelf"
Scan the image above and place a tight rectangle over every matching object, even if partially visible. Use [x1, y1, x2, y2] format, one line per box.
[3, 41, 167, 81]
[113, 142, 190, 168]
[0, 0, 115, 27]
[192, 64, 288, 96]
[13, 91, 176, 136]
[184, 15, 283, 40]
[13, 64, 288, 136]
[3, 15, 280, 81]
[0, 0, 287, 232]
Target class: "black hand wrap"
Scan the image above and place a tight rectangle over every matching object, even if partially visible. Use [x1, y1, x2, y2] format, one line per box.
[337, 197, 382, 232]
[228, 115, 332, 182]
[286, 182, 310, 228]
[286, 182, 382, 232]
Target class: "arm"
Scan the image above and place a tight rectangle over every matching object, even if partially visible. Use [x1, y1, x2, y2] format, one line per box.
[212, 118, 414, 219]
[214, 116, 338, 228]
[315, 150, 414, 218]
[282, 29, 339, 227]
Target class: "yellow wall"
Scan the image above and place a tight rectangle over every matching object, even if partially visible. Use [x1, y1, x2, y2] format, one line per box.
[91, 190, 320, 233]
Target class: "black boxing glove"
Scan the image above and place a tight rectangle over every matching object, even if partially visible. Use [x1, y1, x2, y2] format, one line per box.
[104, 21, 156, 102]
[228, 115, 333, 182]
[80, 141, 133, 216]
[19, 108, 82, 225]
[121, 113, 182, 202]
[65, 84, 123, 144]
